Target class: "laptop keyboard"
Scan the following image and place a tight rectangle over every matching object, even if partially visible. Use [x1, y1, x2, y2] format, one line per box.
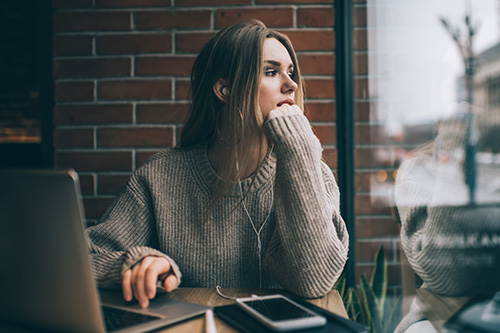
[102, 305, 162, 332]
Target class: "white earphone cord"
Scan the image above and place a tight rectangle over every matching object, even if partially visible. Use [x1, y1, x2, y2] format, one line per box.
[237, 146, 274, 288]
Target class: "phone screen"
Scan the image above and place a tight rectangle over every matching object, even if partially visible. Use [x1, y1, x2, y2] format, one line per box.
[242, 297, 316, 322]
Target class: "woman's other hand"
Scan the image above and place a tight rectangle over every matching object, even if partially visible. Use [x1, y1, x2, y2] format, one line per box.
[122, 256, 178, 308]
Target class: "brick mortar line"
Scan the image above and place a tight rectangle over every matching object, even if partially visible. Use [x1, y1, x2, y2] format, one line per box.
[304, 98, 337, 102]
[53, 99, 335, 104]
[54, 55, 139, 60]
[172, 77, 177, 101]
[55, 77, 180, 82]
[92, 172, 97, 196]
[134, 55, 197, 59]
[82, 194, 117, 199]
[53, 23, 334, 32]
[92, 33, 96, 55]
[130, 55, 135, 78]
[355, 214, 399, 219]
[52, 50, 335, 60]
[310, 121, 337, 124]
[361, 190, 397, 196]
[352, 118, 374, 125]
[131, 149, 136, 170]
[93, 127, 97, 149]
[52, 5, 325, 13]
[303, 98, 337, 102]
[303, 75, 337, 79]
[57, 147, 176, 152]
[130, 11, 135, 30]
[356, 262, 403, 266]
[172, 126, 178, 146]
[356, 237, 401, 242]
[55, 52, 336, 58]
[93, 79, 98, 102]
[79, 171, 132, 175]
[299, 49, 336, 53]
[55, 100, 190, 105]
[351, 170, 402, 175]
[171, 31, 177, 54]
[353, 97, 379, 102]
[353, 167, 399, 173]
[354, 143, 418, 148]
[54, 148, 135, 152]
[56, 124, 177, 129]
[209, 10, 215, 30]
[54, 27, 336, 35]
[352, 74, 370, 78]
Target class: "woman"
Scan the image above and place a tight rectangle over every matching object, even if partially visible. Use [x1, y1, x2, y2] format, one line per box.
[87, 19, 349, 309]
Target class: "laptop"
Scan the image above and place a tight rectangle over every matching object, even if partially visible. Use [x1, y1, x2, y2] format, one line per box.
[0, 169, 210, 332]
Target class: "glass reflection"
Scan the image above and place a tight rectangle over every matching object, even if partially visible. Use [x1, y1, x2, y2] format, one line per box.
[367, 0, 500, 332]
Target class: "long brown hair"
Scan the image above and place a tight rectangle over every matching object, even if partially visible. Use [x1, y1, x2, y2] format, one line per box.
[179, 19, 304, 207]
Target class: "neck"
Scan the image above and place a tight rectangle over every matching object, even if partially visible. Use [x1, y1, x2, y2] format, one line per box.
[207, 139, 268, 180]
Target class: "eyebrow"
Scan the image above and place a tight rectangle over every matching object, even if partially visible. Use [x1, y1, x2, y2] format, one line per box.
[264, 60, 294, 69]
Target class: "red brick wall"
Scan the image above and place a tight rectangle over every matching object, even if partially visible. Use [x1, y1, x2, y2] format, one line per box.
[352, 0, 402, 291]
[52, 0, 338, 224]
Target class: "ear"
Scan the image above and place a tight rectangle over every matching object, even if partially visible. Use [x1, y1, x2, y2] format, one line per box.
[213, 79, 229, 103]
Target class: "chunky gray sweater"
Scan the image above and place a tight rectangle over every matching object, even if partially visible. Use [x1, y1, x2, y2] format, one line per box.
[86, 113, 349, 298]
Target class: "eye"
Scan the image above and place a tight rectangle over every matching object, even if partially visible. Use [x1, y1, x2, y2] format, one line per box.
[264, 68, 277, 77]
[288, 70, 295, 80]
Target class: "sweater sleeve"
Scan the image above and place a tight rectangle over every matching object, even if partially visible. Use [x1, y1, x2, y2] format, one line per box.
[86, 173, 182, 290]
[263, 113, 349, 298]
[395, 156, 500, 296]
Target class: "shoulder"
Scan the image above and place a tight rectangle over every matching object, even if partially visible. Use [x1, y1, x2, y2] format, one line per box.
[396, 153, 434, 184]
[137, 146, 196, 172]
[127, 146, 199, 188]
[320, 160, 337, 183]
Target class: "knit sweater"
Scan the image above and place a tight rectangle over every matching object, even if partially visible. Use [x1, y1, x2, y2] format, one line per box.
[394, 151, 500, 332]
[86, 113, 349, 298]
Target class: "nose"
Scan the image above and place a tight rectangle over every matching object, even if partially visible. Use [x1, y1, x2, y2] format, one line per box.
[281, 74, 298, 94]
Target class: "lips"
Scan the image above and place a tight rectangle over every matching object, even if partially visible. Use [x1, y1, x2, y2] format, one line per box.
[277, 98, 294, 107]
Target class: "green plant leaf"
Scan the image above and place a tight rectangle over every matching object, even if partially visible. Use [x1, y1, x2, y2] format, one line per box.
[334, 274, 346, 299]
[360, 274, 383, 333]
[344, 288, 354, 319]
[346, 296, 359, 322]
[348, 288, 365, 324]
[385, 295, 403, 332]
[371, 245, 387, 318]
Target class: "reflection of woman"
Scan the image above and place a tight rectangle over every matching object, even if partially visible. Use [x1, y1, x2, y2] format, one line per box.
[394, 125, 500, 332]
[86, 20, 349, 309]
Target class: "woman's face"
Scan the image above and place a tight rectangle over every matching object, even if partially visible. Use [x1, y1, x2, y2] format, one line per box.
[258, 38, 298, 120]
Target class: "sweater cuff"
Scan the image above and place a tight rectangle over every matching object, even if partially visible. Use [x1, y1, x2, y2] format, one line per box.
[265, 113, 321, 152]
[122, 246, 182, 289]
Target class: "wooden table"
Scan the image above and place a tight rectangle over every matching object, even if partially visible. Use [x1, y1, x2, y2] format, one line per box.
[156, 287, 349, 332]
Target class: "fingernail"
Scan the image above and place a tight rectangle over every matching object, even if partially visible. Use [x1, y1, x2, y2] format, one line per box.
[140, 301, 148, 308]
[166, 280, 173, 291]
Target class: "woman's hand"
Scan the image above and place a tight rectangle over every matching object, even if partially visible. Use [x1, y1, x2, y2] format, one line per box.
[122, 256, 178, 308]
[266, 103, 303, 121]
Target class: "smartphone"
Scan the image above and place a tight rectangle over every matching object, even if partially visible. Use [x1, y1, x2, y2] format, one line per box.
[235, 294, 327, 331]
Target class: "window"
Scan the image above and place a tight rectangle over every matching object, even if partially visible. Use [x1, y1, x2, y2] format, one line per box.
[352, 0, 500, 331]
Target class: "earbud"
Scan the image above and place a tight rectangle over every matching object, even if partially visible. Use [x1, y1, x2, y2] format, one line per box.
[221, 87, 229, 96]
